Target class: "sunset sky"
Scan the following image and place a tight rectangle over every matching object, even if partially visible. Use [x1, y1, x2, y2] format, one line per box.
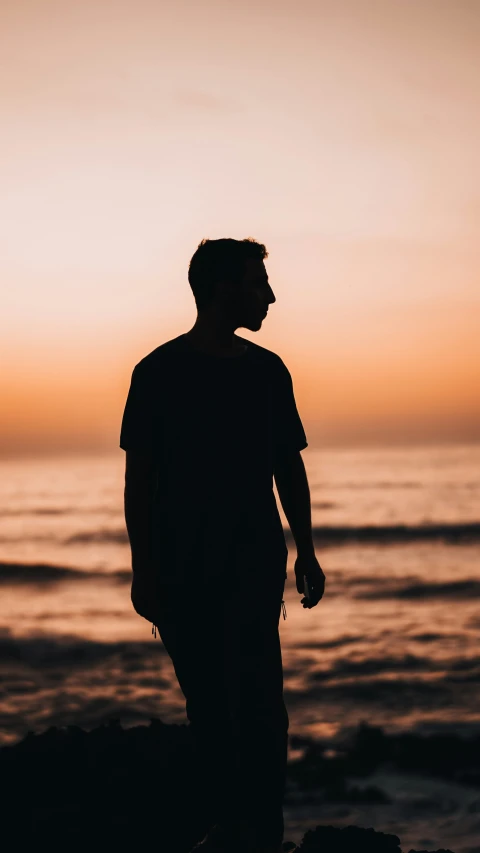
[1, 0, 479, 455]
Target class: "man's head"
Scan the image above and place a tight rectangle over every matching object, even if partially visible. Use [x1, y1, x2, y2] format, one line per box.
[188, 237, 276, 331]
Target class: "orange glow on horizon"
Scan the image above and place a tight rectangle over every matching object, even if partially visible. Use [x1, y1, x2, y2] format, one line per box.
[1, 0, 479, 454]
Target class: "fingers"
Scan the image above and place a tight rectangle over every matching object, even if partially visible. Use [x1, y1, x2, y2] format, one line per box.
[295, 561, 326, 607]
[301, 596, 320, 608]
[301, 583, 325, 608]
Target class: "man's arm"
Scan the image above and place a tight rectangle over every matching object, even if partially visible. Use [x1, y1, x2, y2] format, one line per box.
[124, 449, 159, 622]
[274, 449, 326, 607]
[274, 449, 315, 556]
[124, 449, 156, 571]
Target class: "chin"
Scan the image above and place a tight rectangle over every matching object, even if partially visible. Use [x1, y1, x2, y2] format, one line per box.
[242, 316, 264, 332]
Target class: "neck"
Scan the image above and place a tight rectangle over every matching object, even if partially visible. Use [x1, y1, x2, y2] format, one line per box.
[186, 310, 245, 355]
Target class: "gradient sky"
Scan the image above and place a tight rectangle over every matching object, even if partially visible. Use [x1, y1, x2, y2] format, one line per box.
[1, 0, 479, 455]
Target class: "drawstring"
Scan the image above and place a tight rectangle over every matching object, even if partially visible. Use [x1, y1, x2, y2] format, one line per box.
[152, 623, 157, 638]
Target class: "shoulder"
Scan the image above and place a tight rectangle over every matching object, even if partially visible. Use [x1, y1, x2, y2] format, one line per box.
[132, 335, 187, 378]
[237, 337, 290, 375]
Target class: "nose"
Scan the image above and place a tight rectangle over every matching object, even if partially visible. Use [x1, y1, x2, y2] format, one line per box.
[267, 284, 276, 305]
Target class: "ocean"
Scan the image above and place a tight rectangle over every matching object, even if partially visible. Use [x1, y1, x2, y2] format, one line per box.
[1, 444, 479, 850]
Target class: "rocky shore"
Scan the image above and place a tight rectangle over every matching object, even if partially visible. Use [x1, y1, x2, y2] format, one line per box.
[1, 718, 472, 852]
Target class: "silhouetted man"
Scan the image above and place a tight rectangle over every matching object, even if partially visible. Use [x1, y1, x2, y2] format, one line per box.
[120, 238, 325, 853]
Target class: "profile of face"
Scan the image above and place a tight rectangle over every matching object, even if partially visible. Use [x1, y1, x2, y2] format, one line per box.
[217, 258, 276, 332]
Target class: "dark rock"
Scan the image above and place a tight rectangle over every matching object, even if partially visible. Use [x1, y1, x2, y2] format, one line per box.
[299, 824, 401, 852]
[288, 722, 480, 793]
[0, 719, 457, 852]
[0, 717, 210, 851]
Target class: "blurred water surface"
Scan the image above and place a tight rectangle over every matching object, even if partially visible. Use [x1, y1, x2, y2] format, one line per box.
[0, 444, 479, 746]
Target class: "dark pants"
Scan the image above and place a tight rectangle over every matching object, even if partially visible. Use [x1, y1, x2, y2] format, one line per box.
[153, 566, 288, 847]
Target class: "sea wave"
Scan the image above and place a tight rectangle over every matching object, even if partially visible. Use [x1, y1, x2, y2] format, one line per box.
[1, 520, 479, 547]
[0, 507, 68, 516]
[355, 578, 480, 600]
[0, 506, 121, 517]
[2, 629, 479, 692]
[0, 631, 160, 666]
[0, 562, 130, 585]
[2, 629, 480, 733]
[65, 529, 128, 544]
[2, 558, 480, 603]
[64, 521, 480, 546]
[327, 480, 423, 489]
[305, 522, 480, 543]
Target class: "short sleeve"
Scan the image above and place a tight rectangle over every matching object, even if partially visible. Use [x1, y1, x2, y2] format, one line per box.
[119, 363, 154, 451]
[273, 360, 308, 456]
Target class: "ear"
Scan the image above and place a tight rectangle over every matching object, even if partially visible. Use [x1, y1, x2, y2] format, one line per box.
[216, 278, 235, 300]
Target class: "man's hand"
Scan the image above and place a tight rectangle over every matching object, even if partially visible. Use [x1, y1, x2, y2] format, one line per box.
[131, 565, 159, 624]
[294, 551, 326, 608]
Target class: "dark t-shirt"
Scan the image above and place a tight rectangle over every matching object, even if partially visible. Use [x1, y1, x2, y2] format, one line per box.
[120, 333, 307, 583]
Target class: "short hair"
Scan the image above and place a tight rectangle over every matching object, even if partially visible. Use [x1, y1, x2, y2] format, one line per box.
[188, 237, 268, 311]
